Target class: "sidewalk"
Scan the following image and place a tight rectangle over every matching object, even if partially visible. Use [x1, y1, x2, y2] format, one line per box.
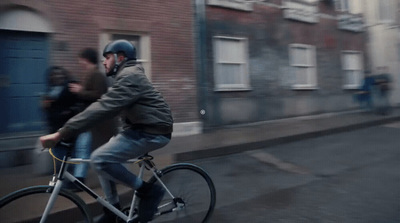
[154, 107, 400, 161]
[1, 107, 400, 221]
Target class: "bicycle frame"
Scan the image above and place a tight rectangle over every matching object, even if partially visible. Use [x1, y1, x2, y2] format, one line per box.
[40, 152, 174, 223]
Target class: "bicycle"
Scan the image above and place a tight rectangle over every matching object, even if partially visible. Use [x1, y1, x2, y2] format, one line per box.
[0, 142, 216, 223]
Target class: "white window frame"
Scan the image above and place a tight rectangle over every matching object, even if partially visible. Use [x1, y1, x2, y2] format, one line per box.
[378, 0, 396, 24]
[213, 36, 250, 91]
[284, 0, 318, 3]
[334, 0, 361, 14]
[99, 33, 151, 79]
[335, 0, 350, 12]
[341, 50, 363, 89]
[289, 44, 317, 89]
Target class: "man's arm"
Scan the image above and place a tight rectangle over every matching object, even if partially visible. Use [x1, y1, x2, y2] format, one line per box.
[41, 72, 144, 147]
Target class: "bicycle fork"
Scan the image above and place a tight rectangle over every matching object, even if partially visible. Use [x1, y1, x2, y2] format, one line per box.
[40, 155, 70, 223]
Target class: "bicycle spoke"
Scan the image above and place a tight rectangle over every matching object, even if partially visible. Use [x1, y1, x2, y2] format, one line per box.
[150, 164, 216, 223]
[0, 186, 92, 223]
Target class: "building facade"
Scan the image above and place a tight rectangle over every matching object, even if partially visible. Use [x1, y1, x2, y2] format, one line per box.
[0, 0, 200, 137]
[361, 0, 400, 104]
[197, 0, 370, 129]
[1, 0, 399, 136]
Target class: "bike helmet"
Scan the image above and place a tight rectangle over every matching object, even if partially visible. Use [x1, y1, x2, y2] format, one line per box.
[103, 39, 136, 76]
[102, 39, 136, 60]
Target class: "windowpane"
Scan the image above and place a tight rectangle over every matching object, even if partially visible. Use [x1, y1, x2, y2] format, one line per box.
[343, 54, 351, 69]
[345, 71, 355, 85]
[342, 51, 363, 88]
[213, 36, 249, 90]
[295, 67, 309, 85]
[216, 64, 242, 85]
[379, 0, 395, 22]
[217, 39, 244, 62]
[293, 47, 308, 64]
[289, 44, 316, 88]
[335, 0, 350, 12]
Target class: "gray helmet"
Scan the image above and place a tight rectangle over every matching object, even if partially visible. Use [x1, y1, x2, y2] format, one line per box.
[102, 39, 136, 60]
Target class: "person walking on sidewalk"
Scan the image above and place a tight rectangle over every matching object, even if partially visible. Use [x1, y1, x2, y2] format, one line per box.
[62, 48, 117, 191]
[39, 39, 173, 223]
[41, 66, 78, 133]
[356, 70, 374, 111]
[374, 66, 392, 115]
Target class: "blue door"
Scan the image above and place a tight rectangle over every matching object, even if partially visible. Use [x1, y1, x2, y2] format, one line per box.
[0, 30, 49, 134]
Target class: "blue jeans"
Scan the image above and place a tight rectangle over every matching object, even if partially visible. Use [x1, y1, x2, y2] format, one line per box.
[73, 132, 92, 178]
[90, 129, 170, 205]
[51, 132, 92, 179]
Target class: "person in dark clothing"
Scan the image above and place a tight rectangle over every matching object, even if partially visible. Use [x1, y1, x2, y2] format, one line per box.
[42, 66, 78, 133]
[40, 40, 173, 223]
[356, 70, 374, 111]
[374, 66, 392, 115]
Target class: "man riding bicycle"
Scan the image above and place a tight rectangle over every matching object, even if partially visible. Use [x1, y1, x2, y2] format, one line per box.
[40, 39, 173, 223]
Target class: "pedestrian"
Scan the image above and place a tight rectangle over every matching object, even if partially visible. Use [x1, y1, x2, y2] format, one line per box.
[374, 66, 392, 115]
[39, 39, 173, 223]
[62, 48, 118, 191]
[41, 66, 78, 133]
[356, 70, 374, 111]
[40, 66, 83, 175]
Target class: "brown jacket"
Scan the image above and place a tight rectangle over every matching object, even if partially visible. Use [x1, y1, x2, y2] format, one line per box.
[75, 67, 117, 149]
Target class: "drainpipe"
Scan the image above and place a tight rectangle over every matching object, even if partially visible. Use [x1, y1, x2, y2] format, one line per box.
[194, 0, 209, 130]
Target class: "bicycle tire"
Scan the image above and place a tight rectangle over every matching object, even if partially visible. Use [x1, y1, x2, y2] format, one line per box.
[148, 163, 216, 223]
[0, 185, 93, 223]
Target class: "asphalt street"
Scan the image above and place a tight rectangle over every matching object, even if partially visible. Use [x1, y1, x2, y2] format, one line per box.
[1, 121, 400, 222]
[191, 122, 400, 222]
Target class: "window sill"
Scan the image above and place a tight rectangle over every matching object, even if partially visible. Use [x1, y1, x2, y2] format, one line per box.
[214, 87, 252, 92]
[291, 85, 318, 90]
[342, 85, 361, 90]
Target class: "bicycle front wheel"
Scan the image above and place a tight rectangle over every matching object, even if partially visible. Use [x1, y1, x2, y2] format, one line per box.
[0, 185, 92, 223]
[149, 163, 216, 223]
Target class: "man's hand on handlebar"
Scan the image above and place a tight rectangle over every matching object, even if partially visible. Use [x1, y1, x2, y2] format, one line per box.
[40, 132, 62, 149]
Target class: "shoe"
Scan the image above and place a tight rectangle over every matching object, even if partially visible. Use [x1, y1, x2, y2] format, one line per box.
[62, 177, 85, 192]
[93, 203, 120, 223]
[137, 183, 165, 222]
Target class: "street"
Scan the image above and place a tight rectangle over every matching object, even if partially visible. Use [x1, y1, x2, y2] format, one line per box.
[1, 121, 400, 223]
[190, 122, 400, 222]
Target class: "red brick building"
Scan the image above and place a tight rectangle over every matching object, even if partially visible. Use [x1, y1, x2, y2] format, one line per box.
[0, 0, 370, 136]
[0, 0, 199, 136]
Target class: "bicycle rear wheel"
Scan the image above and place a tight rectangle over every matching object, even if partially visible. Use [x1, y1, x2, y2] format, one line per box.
[0, 185, 92, 223]
[148, 163, 216, 223]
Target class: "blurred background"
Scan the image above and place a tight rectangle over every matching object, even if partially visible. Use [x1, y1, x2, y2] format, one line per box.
[0, 0, 399, 166]
[1, 0, 400, 222]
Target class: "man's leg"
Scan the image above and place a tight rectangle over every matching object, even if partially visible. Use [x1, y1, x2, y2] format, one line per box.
[72, 132, 92, 180]
[90, 129, 170, 222]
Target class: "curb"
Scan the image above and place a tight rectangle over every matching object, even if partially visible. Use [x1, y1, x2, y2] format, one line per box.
[174, 115, 400, 161]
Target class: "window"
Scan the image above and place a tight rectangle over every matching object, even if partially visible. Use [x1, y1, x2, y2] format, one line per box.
[99, 33, 151, 79]
[282, 0, 319, 23]
[213, 36, 250, 91]
[289, 44, 317, 89]
[207, 0, 253, 11]
[378, 0, 396, 23]
[341, 51, 363, 89]
[334, 0, 361, 14]
[283, 0, 318, 3]
[335, 0, 349, 12]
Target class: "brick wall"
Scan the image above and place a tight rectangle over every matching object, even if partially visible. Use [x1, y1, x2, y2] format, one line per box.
[1, 0, 198, 124]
